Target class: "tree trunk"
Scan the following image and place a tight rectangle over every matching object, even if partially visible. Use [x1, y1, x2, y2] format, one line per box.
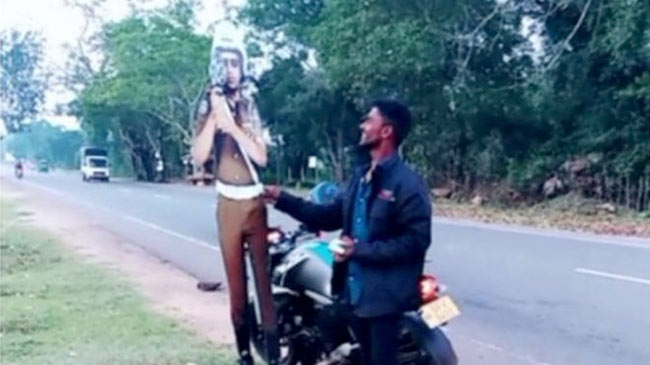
[644, 169, 650, 211]
[335, 128, 344, 182]
[625, 172, 631, 209]
[600, 168, 606, 200]
[645, 171, 650, 211]
[605, 170, 613, 203]
[118, 128, 145, 180]
[130, 151, 147, 181]
[141, 152, 156, 182]
[636, 177, 643, 212]
[618, 175, 624, 206]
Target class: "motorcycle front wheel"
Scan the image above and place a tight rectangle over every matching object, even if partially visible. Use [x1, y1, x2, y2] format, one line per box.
[249, 295, 322, 365]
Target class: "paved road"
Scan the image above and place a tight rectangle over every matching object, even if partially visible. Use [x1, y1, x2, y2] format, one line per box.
[2, 166, 649, 365]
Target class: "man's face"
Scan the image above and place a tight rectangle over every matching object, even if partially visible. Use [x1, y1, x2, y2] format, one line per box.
[221, 50, 242, 89]
[359, 107, 393, 147]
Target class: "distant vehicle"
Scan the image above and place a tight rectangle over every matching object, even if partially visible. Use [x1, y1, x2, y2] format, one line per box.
[80, 147, 110, 182]
[37, 159, 50, 173]
[184, 154, 215, 186]
[14, 160, 23, 179]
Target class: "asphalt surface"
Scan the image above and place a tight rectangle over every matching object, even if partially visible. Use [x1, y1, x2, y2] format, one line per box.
[2, 166, 649, 365]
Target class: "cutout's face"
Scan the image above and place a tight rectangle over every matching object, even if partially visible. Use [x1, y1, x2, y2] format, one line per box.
[220, 50, 242, 88]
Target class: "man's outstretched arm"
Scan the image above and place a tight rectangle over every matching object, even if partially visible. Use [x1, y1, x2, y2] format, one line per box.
[266, 187, 344, 232]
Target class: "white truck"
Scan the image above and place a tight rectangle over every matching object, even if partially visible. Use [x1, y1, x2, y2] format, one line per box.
[80, 146, 110, 182]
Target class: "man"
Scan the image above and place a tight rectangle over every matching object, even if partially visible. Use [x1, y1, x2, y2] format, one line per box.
[192, 26, 279, 365]
[265, 100, 432, 365]
[14, 158, 23, 178]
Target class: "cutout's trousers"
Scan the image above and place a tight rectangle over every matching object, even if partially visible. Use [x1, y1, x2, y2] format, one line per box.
[217, 196, 278, 361]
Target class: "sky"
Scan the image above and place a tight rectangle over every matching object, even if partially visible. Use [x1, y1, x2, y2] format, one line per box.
[0, 0, 240, 130]
[2, 0, 127, 129]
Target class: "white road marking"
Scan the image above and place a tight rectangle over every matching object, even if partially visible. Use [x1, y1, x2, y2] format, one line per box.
[19, 180, 68, 198]
[14, 178, 217, 252]
[465, 336, 555, 365]
[470, 338, 504, 352]
[153, 193, 171, 200]
[121, 214, 217, 251]
[575, 268, 650, 286]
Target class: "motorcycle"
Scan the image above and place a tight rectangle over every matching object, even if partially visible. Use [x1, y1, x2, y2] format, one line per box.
[246, 185, 459, 365]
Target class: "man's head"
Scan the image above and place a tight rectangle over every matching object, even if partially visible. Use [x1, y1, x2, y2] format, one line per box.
[359, 99, 412, 150]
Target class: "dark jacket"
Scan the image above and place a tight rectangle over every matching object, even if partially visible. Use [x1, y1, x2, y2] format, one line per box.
[275, 154, 432, 318]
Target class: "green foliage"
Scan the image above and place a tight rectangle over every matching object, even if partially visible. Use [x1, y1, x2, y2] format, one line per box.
[0, 199, 234, 364]
[77, 1, 210, 180]
[58, 0, 648, 209]
[242, 0, 649, 209]
[256, 58, 360, 182]
[6, 121, 83, 169]
[0, 30, 46, 132]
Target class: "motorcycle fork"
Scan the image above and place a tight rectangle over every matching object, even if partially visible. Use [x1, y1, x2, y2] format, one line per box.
[244, 248, 263, 327]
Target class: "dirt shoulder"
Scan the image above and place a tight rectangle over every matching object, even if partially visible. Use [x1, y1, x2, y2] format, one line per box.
[1, 185, 234, 346]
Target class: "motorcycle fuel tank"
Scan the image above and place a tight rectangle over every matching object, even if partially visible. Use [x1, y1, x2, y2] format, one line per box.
[274, 241, 333, 299]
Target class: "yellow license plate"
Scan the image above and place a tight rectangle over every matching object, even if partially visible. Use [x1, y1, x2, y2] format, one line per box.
[421, 295, 461, 328]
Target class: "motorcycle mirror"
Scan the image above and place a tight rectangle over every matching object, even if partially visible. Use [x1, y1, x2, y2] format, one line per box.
[308, 181, 340, 205]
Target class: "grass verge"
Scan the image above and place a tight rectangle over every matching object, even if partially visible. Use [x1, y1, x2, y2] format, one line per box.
[435, 193, 650, 237]
[0, 198, 234, 365]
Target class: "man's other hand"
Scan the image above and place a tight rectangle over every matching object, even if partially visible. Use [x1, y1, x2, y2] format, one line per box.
[335, 235, 355, 262]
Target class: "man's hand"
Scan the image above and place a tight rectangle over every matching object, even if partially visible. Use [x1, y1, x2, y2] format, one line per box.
[335, 235, 355, 262]
[263, 185, 282, 204]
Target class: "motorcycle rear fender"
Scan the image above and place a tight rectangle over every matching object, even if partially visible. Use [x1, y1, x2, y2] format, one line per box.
[400, 312, 458, 365]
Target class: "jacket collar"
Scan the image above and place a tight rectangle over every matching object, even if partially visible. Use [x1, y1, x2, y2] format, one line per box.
[376, 152, 399, 173]
[357, 152, 400, 182]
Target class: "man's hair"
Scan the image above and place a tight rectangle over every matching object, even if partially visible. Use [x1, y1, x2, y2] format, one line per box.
[371, 99, 412, 146]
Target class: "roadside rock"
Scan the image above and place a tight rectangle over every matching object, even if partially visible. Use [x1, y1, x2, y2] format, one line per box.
[471, 195, 486, 206]
[432, 188, 453, 199]
[543, 176, 564, 198]
[596, 203, 616, 214]
[566, 158, 590, 175]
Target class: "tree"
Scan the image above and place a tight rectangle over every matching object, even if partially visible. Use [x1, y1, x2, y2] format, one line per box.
[244, 0, 536, 185]
[0, 30, 47, 132]
[6, 120, 83, 168]
[523, 0, 650, 207]
[242, 0, 649, 209]
[256, 57, 360, 183]
[77, 0, 210, 181]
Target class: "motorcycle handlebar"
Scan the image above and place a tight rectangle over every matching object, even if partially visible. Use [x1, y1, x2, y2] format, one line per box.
[283, 224, 316, 246]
